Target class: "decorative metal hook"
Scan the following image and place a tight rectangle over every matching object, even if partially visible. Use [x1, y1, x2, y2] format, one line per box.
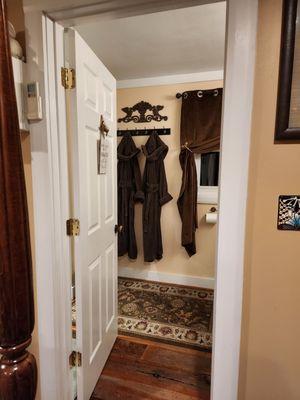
[99, 115, 109, 137]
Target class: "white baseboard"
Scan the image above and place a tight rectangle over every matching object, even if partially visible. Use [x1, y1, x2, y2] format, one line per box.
[117, 70, 223, 89]
[118, 266, 215, 289]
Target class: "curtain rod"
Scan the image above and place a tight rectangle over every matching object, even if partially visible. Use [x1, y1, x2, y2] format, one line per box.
[176, 88, 221, 99]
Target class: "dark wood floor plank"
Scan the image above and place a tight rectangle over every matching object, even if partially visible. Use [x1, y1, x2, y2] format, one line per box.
[118, 334, 211, 359]
[102, 359, 210, 398]
[111, 337, 147, 360]
[142, 345, 211, 374]
[91, 376, 158, 400]
[92, 375, 204, 400]
[90, 335, 211, 400]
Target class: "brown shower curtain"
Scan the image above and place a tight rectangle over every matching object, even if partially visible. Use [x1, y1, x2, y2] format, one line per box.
[0, 1, 37, 398]
[177, 88, 223, 256]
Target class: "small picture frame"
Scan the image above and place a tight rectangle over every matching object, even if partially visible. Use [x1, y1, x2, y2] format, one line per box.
[277, 195, 300, 230]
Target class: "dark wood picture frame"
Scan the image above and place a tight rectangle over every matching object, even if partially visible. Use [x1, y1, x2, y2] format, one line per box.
[275, 0, 300, 141]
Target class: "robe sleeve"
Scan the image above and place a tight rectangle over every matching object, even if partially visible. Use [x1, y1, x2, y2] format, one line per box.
[133, 156, 144, 203]
[159, 162, 173, 206]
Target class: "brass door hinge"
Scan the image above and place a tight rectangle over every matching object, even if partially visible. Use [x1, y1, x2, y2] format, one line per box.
[69, 351, 82, 368]
[61, 67, 75, 89]
[66, 219, 80, 236]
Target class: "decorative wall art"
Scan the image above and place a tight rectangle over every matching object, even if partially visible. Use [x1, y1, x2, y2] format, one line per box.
[118, 100, 168, 123]
[275, 0, 300, 141]
[277, 195, 300, 230]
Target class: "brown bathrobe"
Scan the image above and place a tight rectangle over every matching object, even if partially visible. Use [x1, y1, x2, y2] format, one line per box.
[117, 133, 144, 259]
[142, 132, 173, 262]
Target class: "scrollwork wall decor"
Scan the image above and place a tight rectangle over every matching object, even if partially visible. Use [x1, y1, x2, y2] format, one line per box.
[118, 101, 168, 123]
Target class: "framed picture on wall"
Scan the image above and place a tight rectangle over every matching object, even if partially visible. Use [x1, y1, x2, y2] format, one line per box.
[275, 0, 300, 141]
[277, 195, 300, 230]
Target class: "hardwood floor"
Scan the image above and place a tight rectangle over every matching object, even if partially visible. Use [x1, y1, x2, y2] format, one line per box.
[90, 335, 211, 400]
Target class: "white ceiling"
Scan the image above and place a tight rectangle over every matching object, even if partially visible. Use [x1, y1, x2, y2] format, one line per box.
[76, 2, 226, 80]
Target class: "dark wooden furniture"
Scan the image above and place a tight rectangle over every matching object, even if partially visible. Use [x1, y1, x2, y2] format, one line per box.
[275, 0, 300, 141]
[90, 335, 211, 400]
[0, 1, 37, 398]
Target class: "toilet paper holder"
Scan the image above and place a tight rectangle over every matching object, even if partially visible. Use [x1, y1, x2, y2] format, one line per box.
[205, 207, 218, 224]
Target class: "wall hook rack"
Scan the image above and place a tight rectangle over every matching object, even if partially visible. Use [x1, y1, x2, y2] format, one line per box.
[117, 128, 171, 137]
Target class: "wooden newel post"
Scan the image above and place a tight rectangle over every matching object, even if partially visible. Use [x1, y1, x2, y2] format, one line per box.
[0, 1, 37, 399]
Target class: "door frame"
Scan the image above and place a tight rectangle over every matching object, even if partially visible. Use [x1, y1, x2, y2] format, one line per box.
[24, 1, 258, 399]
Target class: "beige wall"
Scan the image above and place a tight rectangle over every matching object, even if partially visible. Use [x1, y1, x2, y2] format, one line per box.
[117, 80, 222, 279]
[238, 0, 300, 399]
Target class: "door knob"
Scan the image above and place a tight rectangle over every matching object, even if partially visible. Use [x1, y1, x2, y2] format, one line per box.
[114, 224, 123, 234]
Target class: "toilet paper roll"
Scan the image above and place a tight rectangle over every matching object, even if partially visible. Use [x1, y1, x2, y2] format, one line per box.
[205, 212, 218, 224]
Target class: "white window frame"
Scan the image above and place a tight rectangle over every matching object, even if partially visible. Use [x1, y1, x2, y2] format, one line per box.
[24, 1, 258, 399]
[196, 153, 219, 204]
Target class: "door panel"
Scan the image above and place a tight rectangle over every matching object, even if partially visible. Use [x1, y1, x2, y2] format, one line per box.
[65, 29, 117, 400]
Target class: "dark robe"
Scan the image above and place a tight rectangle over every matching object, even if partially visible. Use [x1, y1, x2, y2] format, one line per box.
[178, 88, 223, 256]
[117, 133, 144, 259]
[177, 148, 198, 256]
[142, 132, 173, 262]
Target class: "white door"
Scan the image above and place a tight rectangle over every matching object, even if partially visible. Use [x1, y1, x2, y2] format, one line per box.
[65, 29, 118, 400]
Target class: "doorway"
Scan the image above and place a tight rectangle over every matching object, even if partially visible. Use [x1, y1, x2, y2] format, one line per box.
[66, 4, 224, 398]
[23, 0, 258, 400]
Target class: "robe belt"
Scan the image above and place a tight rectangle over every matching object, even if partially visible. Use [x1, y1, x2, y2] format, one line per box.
[144, 183, 159, 233]
[119, 180, 134, 233]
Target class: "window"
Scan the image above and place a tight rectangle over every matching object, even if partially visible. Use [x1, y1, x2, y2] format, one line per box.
[196, 151, 219, 204]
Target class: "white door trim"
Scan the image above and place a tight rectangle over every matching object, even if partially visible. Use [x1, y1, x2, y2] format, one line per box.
[211, 1, 258, 399]
[24, 12, 73, 400]
[24, 1, 258, 399]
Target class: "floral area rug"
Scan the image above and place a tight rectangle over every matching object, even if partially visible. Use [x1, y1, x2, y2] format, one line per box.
[118, 277, 214, 350]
